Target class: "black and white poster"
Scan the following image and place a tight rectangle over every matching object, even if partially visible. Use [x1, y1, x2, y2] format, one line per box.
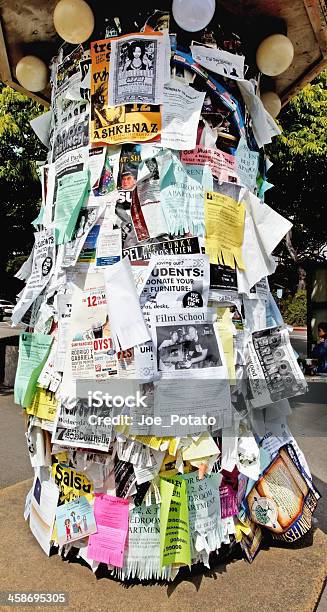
[123, 237, 201, 266]
[52, 397, 113, 452]
[109, 33, 166, 106]
[210, 263, 238, 292]
[150, 309, 232, 434]
[156, 321, 222, 372]
[140, 254, 210, 326]
[151, 308, 227, 379]
[247, 326, 307, 407]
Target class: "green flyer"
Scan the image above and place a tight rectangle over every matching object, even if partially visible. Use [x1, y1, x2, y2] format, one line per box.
[14, 332, 53, 408]
[160, 475, 191, 568]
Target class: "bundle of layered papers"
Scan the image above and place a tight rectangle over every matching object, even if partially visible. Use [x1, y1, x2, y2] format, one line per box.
[14, 8, 318, 581]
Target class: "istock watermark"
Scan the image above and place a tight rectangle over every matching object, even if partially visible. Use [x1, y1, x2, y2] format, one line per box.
[86, 411, 219, 428]
[87, 389, 147, 409]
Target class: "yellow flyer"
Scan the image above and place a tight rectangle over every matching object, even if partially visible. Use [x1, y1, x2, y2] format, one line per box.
[204, 191, 246, 270]
[90, 36, 161, 145]
[159, 454, 179, 477]
[26, 387, 58, 421]
[160, 476, 191, 568]
[133, 436, 179, 455]
[217, 307, 236, 382]
[134, 435, 163, 451]
[52, 459, 93, 505]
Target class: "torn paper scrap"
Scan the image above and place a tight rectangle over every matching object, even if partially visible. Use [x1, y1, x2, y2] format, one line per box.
[104, 256, 151, 351]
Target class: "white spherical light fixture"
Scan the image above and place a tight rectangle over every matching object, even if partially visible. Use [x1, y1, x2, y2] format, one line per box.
[261, 91, 282, 118]
[172, 0, 215, 32]
[53, 0, 94, 44]
[16, 55, 48, 92]
[256, 34, 294, 76]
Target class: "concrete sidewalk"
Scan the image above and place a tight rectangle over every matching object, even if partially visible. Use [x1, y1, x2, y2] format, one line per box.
[0, 479, 326, 612]
[0, 389, 32, 488]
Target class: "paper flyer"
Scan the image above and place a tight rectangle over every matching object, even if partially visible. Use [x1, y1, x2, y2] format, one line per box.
[181, 145, 237, 183]
[26, 388, 58, 422]
[29, 475, 59, 555]
[191, 45, 245, 81]
[183, 472, 223, 563]
[204, 191, 246, 269]
[14, 333, 53, 408]
[160, 80, 205, 150]
[108, 32, 166, 106]
[247, 445, 319, 542]
[12, 230, 56, 326]
[52, 459, 94, 505]
[160, 156, 213, 236]
[52, 397, 113, 452]
[160, 476, 191, 568]
[55, 496, 97, 546]
[90, 37, 161, 145]
[54, 170, 90, 244]
[87, 494, 129, 567]
[117, 503, 172, 580]
[247, 326, 307, 407]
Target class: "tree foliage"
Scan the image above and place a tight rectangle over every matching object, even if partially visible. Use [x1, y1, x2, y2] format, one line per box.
[5, 254, 28, 276]
[267, 70, 327, 262]
[0, 83, 46, 274]
[279, 290, 307, 327]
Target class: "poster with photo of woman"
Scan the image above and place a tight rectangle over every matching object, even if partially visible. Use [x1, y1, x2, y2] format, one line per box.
[109, 33, 166, 106]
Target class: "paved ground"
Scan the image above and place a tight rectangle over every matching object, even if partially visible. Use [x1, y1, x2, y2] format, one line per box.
[290, 328, 307, 357]
[0, 391, 326, 611]
[288, 399, 327, 541]
[0, 389, 32, 487]
[318, 587, 327, 612]
[0, 319, 24, 339]
[1, 479, 326, 612]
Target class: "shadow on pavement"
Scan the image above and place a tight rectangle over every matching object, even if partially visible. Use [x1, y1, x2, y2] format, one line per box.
[312, 474, 327, 535]
[0, 386, 14, 396]
[300, 383, 327, 404]
[62, 543, 243, 589]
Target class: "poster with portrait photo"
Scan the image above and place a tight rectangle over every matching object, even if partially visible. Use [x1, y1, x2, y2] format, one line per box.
[90, 38, 161, 145]
[150, 308, 229, 381]
[144, 157, 159, 180]
[117, 144, 142, 192]
[149, 308, 232, 433]
[109, 33, 166, 106]
[155, 321, 222, 373]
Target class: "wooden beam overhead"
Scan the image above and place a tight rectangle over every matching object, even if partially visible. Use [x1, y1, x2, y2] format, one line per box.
[0, 19, 50, 106]
[0, 0, 326, 107]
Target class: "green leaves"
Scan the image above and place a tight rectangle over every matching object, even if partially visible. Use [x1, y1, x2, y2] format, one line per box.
[266, 70, 327, 262]
[0, 83, 47, 271]
[279, 290, 307, 327]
